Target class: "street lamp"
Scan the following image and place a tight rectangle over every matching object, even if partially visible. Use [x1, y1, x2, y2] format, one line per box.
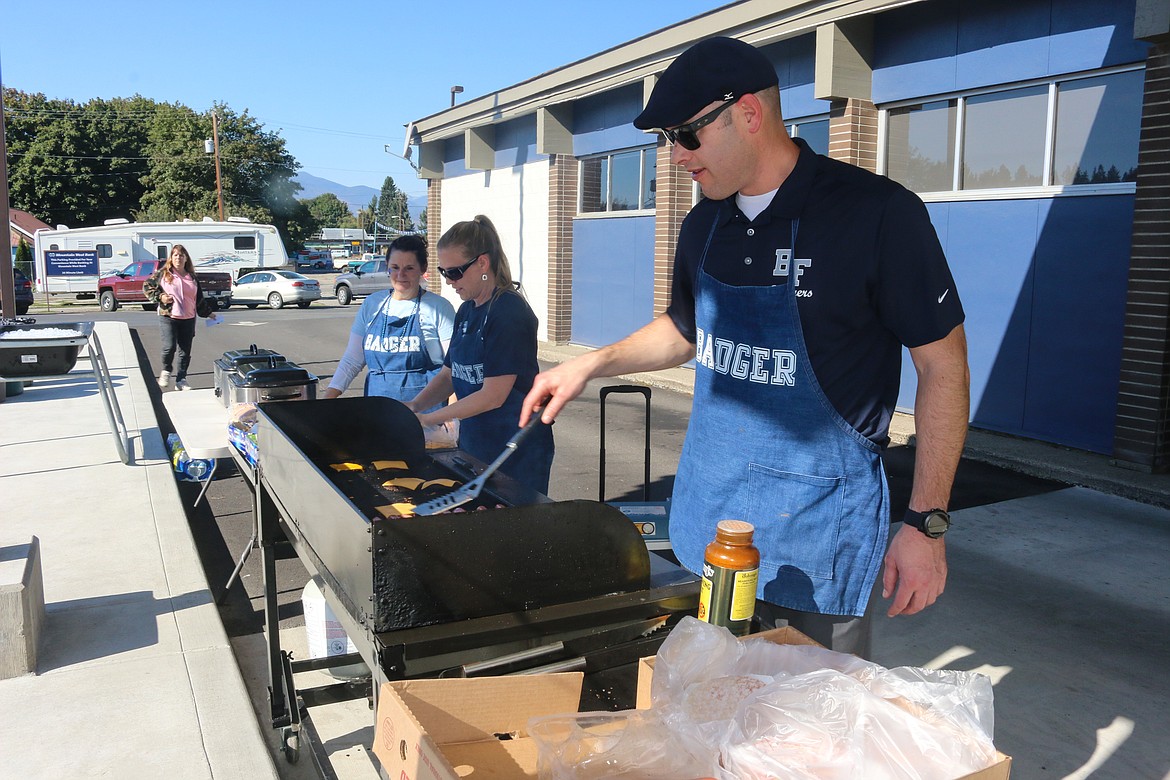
[450, 85, 464, 107]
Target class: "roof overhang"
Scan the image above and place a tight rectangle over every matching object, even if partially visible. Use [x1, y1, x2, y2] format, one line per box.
[407, 0, 927, 147]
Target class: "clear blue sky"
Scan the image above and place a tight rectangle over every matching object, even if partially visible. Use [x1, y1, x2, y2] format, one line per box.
[1, 0, 721, 199]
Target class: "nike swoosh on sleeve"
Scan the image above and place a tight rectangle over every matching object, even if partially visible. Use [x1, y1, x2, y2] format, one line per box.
[938, 289, 950, 304]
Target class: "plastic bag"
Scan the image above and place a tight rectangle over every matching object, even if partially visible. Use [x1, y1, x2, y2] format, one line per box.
[423, 418, 459, 449]
[529, 709, 717, 780]
[530, 618, 998, 779]
[652, 618, 998, 780]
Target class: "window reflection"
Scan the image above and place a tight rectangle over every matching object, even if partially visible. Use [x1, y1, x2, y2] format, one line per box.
[642, 148, 657, 209]
[580, 147, 657, 213]
[1054, 71, 1142, 185]
[610, 150, 641, 211]
[886, 100, 956, 193]
[581, 157, 609, 213]
[962, 85, 1048, 189]
[792, 119, 830, 155]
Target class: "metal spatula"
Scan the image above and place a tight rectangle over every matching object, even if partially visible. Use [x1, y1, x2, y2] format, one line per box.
[412, 410, 548, 515]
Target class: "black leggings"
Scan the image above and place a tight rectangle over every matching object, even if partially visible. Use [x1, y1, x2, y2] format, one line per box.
[159, 316, 197, 380]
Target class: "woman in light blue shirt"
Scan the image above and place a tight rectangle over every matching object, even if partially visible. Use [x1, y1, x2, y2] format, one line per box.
[324, 234, 455, 410]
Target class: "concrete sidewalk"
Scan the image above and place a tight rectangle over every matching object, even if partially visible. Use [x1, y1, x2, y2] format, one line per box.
[0, 321, 276, 778]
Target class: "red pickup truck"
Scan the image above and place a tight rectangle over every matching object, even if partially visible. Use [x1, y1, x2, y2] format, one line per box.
[97, 260, 233, 312]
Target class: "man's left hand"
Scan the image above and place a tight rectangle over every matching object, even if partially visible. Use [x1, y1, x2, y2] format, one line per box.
[882, 523, 947, 617]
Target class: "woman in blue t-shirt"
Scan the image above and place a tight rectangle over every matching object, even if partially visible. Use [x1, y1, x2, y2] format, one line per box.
[324, 234, 455, 410]
[405, 215, 555, 495]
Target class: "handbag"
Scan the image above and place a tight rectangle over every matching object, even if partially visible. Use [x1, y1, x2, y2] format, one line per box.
[195, 283, 214, 318]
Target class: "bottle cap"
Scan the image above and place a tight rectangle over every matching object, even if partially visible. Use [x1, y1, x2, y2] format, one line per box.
[716, 519, 755, 542]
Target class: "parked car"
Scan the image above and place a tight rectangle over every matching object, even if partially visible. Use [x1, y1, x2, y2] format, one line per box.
[2, 268, 34, 315]
[333, 258, 391, 305]
[96, 260, 233, 312]
[294, 251, 331, 269]
[232, 270, 321, 309]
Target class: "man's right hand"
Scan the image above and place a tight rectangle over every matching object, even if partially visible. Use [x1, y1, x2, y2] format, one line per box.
[521, 314, 695, 426]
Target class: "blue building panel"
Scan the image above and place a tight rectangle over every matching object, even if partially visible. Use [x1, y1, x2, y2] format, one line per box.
[874, 0, 1146, 104]
[570, 216, 655, 348]
[1024, 196, 1130, 453]
[442, 135, 469, 179]
[761, 35, 830, 119]
[493, 115, 543, 169]
[899, 195, 1129, 453]
[573, 84, 652, 157]
[954, 0, 1052, 91]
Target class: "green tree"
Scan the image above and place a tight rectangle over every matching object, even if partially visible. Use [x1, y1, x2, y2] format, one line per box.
[3, 89, 152, 226]
[377, 175, 413, 232]
[359, 196, 378, 236]
[304, 192, 351, 227]
[14, 237, 33, 277]
[137, 103, 304, 250]
[417, 207, 427, 236]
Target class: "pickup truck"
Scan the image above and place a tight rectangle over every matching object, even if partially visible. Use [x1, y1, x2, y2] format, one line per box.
[97, 260, 233, 312]
[332, 258, 391, 305]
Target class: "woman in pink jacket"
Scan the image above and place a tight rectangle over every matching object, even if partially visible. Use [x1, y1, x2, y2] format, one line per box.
[144, 244, 207, 391]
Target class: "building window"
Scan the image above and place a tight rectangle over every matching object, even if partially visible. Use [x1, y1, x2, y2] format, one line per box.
[882, 67, 1143, 195]
[789, 118, 830, 156]
[579, 147, 656, 214]
[234, 236, 257, 251]
[641, 148, 656, 209]
[1053, 70, 1142, 185]
[886, 100, 956, 192]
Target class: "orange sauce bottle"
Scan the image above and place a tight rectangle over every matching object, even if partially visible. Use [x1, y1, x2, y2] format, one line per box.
[698, 520, 759, 636]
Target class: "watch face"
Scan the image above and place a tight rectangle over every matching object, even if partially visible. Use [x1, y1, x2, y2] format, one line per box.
[924, 511, 950, 537]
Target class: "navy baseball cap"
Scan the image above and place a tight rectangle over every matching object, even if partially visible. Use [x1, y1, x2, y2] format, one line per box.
[634, 37, 780, 131]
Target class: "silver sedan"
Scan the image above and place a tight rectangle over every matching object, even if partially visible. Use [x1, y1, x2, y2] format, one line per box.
[231, 270, 322, 309]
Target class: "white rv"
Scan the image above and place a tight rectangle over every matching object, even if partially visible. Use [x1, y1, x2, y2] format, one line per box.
[33, 217, 292, 298]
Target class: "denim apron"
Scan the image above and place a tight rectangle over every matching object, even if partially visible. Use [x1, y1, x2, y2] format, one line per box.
[670, 218, 889, 616]
[363, 292, 442, 410]
[447, 293, 555, 495]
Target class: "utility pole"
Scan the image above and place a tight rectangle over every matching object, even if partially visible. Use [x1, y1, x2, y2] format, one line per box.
[0, 63, 16, 320]
[212, 111, 225, 222]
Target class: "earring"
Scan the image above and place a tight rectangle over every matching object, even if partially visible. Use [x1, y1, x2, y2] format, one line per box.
[481, 274, 489, 281]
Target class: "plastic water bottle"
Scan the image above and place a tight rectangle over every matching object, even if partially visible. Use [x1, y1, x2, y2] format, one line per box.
[166, 433, 213, 482]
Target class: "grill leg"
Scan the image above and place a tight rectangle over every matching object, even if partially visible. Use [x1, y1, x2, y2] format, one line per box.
[258, 473, 288, 728]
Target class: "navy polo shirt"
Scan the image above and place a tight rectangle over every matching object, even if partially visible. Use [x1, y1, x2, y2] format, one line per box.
[667, 138, 964, 446]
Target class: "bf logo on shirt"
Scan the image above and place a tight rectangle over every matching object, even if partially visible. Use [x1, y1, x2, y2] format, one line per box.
[773, 249, 813, 296]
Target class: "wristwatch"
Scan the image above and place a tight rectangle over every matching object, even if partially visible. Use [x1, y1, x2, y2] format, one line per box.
[904, 508, 951, 538]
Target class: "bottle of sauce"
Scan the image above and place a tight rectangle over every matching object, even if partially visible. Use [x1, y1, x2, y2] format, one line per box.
[698, 520, 760, 637]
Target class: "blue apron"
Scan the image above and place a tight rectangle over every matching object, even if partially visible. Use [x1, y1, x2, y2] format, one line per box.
[447, 294, 555, 495]
[670, 218, 889, 616]
[362, 292, 443, 411]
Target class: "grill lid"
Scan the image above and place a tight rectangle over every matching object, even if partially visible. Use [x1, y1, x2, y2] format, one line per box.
[219, 344, 284, 366]
[230, 361, 317, 388]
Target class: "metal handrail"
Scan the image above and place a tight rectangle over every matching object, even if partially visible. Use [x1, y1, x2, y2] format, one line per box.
[85, 330, 132, 465]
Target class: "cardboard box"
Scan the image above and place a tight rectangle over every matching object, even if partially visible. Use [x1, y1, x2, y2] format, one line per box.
[373, 673, 583, 779]
[373, 625, 1011, 780]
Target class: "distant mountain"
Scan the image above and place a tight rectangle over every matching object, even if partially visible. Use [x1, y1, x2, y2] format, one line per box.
[294, 173, 427, 226]
[294, 173, 378, 215]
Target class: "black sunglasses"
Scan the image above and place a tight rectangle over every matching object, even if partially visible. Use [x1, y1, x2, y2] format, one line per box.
[437, 252, 482, 281]
[661, 97, 739, 151]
